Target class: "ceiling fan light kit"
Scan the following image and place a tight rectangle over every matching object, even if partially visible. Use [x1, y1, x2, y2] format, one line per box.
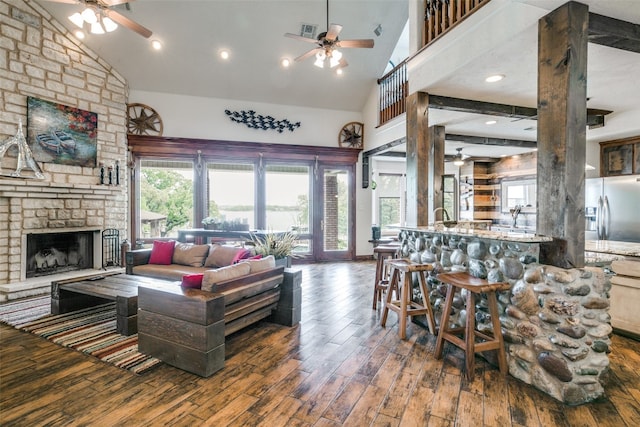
[285, 0, 374, 70]
[50, 0, 152, 38]
[69, 7, 118, 34]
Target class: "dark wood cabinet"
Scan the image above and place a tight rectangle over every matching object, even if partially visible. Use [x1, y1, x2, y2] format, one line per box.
[600, 136, 640, 177]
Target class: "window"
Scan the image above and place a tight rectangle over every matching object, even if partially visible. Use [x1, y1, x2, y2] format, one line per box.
[139, 160, 194, 238]
[129, 135, 360, 260]
[376, 173, 404, 232]
[379, 197, 400, 228]
[207, 163, 255, 229]
[265, 164, 310, 232]
[443, 174, 457, 219]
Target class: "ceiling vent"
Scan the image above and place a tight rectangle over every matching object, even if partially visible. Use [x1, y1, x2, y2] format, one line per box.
[299, 23, 317, 39]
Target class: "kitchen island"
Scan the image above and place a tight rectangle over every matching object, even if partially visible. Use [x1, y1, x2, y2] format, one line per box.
[397, 226, 610, 405]
[584, 240, 640, 339]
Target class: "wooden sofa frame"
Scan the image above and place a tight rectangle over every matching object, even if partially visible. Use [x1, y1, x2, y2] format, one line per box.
[137, 266, 302, 377]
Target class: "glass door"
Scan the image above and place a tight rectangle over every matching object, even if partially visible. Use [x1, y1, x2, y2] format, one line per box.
[314, 165, 354, 261]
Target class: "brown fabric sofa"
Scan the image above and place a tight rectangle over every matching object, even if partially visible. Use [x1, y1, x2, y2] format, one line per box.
[125, 243, 249, 281]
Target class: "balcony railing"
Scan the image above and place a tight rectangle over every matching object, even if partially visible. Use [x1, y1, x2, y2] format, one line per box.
[377, 60, 408, 126]
[424, 0, 490, 45]
[377, 1, 490, 126]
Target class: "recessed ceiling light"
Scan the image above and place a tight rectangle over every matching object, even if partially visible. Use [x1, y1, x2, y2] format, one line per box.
[485, 74, 505, 83]
[336, 68, 343, 75]
[281, 58, 291, 68]
[151, 40, 162, 50]
[74, 30, 85, 39]
[485, 120, 497, 125]
[219, 49, 230, 60]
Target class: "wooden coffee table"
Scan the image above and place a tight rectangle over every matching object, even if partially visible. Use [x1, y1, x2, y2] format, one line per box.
[51, 272, 167, 336]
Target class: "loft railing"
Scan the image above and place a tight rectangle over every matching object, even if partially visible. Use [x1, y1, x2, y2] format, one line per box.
[424, 0, 490, 45]
[377, 59, 408, 126]
[377, 0, 490, 126]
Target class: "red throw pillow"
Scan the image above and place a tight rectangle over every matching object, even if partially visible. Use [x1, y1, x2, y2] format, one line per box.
[246, 254, 262, 260]
[231, 249, 252, 264]
[181, 273, 204, 289]
[148, 240, 175, 265]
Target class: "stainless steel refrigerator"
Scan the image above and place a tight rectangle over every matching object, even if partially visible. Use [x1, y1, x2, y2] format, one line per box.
[585, 175, 640, 243]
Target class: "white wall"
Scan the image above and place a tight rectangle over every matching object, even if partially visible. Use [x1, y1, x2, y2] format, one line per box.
[129, 90, 363, 146]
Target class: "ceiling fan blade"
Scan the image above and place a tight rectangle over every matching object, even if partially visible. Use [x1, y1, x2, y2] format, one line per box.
[294, 48, 322, 62]
[337, 39, 375, 49]
[106, 9, 152, 38]
[284, 33, 318, 44]
[325, 24, 343, 41]
[41, 0, 78, 3]
[101, 0, 134, 6]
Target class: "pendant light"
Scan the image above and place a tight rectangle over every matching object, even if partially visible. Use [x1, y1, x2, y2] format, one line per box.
[453, 148, 465, 166]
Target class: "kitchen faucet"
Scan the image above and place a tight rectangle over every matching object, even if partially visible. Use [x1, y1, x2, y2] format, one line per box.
[433, 207, 451, 222]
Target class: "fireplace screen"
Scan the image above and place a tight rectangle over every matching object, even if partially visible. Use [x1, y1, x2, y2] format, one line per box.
[26, 231, 93, 278]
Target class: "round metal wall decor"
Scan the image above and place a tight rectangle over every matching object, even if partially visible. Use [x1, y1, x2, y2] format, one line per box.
[127, 103, 163, 136]
[339, 122, 364, 149]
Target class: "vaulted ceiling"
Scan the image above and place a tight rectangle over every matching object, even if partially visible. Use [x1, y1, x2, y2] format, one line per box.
[34, 0, 640, 160]
[35, 0, 408, 112]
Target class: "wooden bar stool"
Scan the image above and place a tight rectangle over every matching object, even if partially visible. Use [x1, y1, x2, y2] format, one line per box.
[381, 260, 436, 339]
[372, 244, 400, 309]
[434, 272, 511, 381]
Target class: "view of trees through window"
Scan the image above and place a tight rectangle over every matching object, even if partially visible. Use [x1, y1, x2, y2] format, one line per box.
[376, 173, 403, 231]
[443, 174, 456, 220]
[139, 161, 194, 238]
[379, 197, 400, 228]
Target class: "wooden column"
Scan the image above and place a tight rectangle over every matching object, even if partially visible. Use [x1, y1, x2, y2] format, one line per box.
[428, 125, 446, 218]
[405, 91, 430, 226]
[537, 1, 588, 268]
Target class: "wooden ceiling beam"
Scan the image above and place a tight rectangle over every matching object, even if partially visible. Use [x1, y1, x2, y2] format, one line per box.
[428, 95, 611, 128]
[588, 12, 640, 54]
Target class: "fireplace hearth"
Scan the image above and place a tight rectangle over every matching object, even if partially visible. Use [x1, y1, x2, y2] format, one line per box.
[26, 231, 95, 278]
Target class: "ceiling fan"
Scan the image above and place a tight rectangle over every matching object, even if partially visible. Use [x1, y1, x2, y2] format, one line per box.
[284, 0, 374, 69]
[43, 0, 152, 38]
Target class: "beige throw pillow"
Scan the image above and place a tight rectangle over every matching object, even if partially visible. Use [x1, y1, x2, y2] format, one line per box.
[204, 244, 245, 268]
[172, 243, 210, 267]
[201, 263, 251, 292]
[241, 255, 276, 273]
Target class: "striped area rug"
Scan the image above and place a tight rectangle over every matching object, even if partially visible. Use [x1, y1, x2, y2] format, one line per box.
[1, 297, 161, 375]
[0, 295, 50, 327]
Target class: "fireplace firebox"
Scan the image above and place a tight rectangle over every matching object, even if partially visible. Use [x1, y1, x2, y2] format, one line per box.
[26, 231, 94, 278]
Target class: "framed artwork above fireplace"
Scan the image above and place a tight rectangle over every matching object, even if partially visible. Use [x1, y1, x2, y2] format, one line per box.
[26, 96, 98, 167]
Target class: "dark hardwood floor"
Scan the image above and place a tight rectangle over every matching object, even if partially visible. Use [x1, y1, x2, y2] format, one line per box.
[1, 261, 639, 426]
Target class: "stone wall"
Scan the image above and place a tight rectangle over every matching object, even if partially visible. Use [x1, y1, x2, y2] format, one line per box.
[398, 229, 611, 405]
[0, 0, 128, 290]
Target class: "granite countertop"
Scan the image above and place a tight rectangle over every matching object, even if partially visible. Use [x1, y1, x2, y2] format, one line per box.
[400, 225, 554, 243]
[585, 240, 640, 258]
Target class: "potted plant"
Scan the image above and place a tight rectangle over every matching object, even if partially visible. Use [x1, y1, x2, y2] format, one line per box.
[250, 231, 299, 267]
[202, 217, 221, 230]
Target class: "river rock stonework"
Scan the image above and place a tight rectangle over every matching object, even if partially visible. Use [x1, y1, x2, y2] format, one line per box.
[398, 229, 610, 405]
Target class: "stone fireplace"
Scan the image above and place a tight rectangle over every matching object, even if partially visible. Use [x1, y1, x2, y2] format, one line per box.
[0, 0, 130, 301]
[0, 181, 127, 301]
